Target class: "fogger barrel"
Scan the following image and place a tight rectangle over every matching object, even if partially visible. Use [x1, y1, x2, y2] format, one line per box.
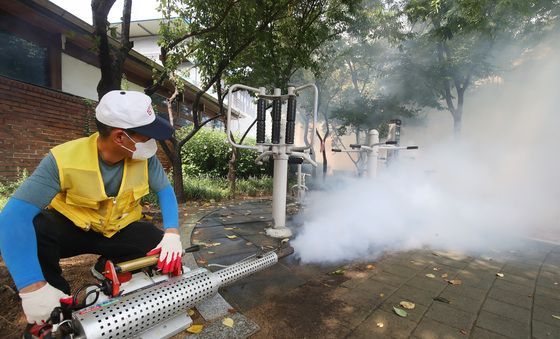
[72, 248, 293, 338]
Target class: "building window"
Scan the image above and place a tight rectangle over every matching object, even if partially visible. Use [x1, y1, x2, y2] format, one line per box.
[0, 29, 50, 87]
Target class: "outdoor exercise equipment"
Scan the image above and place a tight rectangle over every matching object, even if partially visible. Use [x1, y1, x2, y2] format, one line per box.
[291, 162, 311, 203]
[386, 119, 402, 165]
[332, 129, 418, 178]
[227, 84, 318, 238]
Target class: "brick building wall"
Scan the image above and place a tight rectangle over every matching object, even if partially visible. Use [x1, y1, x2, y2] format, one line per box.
[0, 76, 171, 181]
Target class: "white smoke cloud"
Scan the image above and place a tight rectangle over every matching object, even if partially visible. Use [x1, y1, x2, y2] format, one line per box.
[292, 38, 560, 264]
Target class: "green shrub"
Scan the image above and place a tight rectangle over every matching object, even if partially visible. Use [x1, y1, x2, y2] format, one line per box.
[0, 169, 29, 210]
[183, 175, 229, 201]
[177, 126, 272, 178]
[236, 176, 273, 197]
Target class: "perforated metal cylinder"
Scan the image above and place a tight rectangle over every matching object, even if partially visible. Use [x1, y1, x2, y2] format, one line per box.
[216, 251, 278, 287]
[271, 98, 282, 144]
[256, 98, 266, 144]
[72, 269, 217, 339]
[72, 252, 280, 339]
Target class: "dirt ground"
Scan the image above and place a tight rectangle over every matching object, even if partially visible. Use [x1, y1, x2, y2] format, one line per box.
[245, 264, 373, 339]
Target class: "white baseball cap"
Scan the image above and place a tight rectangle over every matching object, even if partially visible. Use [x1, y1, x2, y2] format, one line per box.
[95, 90, 174, 140]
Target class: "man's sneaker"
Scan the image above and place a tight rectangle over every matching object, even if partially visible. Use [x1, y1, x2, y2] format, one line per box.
[90, 257, 107, 281]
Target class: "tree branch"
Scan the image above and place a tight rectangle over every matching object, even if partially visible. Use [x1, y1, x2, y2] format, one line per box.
[165, 0, 241, 53]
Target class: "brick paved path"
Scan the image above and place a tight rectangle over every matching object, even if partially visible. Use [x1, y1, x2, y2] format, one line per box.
[183, 199, 560, 338]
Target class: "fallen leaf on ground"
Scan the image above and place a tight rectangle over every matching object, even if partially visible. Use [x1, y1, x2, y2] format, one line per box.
[496, 273, 504, 278]
[399, 301, 416, 309]
[393, 306, 408, 317]
[207, 251, 215, 254]
[224, 227, 236, 230]
[376, 322, 384, 328]
[460, 329, 468, 335]
[228, 308, 237, 314]
[197, 259, 208, 265]
[226, 235, 238, 239]
[441, 273, 448, 278]
[425, 273, 436, 278]
[187, 309, 195, 316]
[433, 296, 451, 303]
[552, 315, 560, 320]
[187, 325, 203, 334]
[210, 242, 221, 247]
[380, 293, 385, 298]
[433, 267, 439, 271]
[366, 264, 375, 270]
[222, 317, 234, 327]
[246, 242, 253, 246]
[330, 269, 345, 275]
[447, 279, 462, 285]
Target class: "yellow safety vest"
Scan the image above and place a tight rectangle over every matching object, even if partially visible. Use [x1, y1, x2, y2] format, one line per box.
[49, 132, 149, 237]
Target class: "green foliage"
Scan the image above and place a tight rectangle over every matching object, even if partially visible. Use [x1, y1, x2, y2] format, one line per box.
[235, 176, 273, 197]
[0, 169, 29, 210]
[392, 0, 552, 133]
[183, 175, 272, 201]
[183, 175, 229, 201]
[143, 173, 273, 205]
[225, 0, 361, 90]
[176, 126, 271, 178]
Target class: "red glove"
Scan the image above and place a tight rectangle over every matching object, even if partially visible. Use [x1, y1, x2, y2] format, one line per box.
[146, 232, 182, 274]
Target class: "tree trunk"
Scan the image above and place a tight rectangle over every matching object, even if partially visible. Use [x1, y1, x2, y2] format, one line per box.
[92, 0, 132, 99]
[452, 87, 465, 136]
[452, 113, 462, 135]
[321, 142, 328, 180]
[172, 149, 185, 203]
[228, 149, 237, 198]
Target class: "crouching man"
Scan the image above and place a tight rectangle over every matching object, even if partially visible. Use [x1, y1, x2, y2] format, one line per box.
[0, 91, 183, 331]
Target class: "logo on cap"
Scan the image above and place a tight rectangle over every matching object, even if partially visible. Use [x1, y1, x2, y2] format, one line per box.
[147, 106, 153, 116]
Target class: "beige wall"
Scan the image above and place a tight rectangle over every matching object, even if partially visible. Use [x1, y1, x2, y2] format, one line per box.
[61, 53, 146, 101]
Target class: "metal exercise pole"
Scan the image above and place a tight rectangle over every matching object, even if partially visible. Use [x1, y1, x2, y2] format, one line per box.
[269, 88, 291, 238]
[387, 119, 402, 166]
[366, 129, 380, 178]
[296, 163, 303, 201]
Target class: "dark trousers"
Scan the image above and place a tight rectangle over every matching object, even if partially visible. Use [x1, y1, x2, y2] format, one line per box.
[33, 210, 163, 295]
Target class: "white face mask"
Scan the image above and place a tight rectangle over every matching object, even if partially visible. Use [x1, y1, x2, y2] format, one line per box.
[121, 132, 158, 160]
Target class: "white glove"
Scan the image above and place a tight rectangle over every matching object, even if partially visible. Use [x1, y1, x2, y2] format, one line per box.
[20, 283, 68, 324]
[147, 232, 183, 274]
